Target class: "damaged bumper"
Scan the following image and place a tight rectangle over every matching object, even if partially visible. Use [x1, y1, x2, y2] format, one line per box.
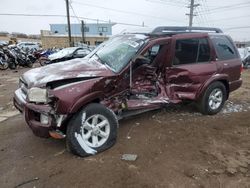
[13, 88, 57, 138]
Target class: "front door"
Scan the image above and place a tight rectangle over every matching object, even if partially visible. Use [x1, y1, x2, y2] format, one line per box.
[126, 40, 171, 110]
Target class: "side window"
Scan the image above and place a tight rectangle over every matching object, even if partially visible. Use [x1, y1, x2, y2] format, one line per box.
[173, 38, 210, 65]
[143, 45, 161, 63]
[75, 49, 90, 55]
[211, 36, 238, 60]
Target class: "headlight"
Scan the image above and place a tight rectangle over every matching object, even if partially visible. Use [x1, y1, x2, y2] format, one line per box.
[27, 87, 48, 103]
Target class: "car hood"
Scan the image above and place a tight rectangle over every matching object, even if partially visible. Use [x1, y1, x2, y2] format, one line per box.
[22, 58, 114, 88]
[48, 52, 71, 61]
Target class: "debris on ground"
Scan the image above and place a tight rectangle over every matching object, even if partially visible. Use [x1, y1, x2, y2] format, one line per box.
[14, 177, 39, 188]
[54, 149, 66, 157]
[121, 154, 138, 161]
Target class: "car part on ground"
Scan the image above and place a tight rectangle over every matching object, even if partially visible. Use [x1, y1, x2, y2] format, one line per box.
[13, 26, 242, 157]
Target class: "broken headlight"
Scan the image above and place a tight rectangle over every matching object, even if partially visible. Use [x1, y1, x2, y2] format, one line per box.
[27, 87, 48, 103]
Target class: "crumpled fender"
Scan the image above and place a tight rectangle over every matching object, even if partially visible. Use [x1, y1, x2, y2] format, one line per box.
[69, 91, 103, 113]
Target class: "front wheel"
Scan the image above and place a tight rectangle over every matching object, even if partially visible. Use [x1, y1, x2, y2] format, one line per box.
[66, 103, 118, 157]
[198, 81, 227, 115]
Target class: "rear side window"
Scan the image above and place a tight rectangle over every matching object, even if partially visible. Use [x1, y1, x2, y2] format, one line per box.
[211, 35, 238, 60]
[173, 38, 210, 65]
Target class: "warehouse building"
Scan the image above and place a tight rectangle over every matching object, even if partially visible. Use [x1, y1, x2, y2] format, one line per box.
[41, 23, 114, 48]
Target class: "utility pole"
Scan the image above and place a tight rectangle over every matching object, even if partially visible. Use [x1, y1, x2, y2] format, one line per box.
[186, 0, 199, 27]
[65, 0, 72, 47]
[81, 20, 85, 44]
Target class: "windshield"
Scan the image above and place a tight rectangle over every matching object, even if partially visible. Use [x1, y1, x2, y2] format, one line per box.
[89, 34, 146, 72]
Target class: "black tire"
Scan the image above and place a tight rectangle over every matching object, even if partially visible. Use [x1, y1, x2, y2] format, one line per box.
[198, 81, 227, 115]
[66, 103, 118, 157]
[8, 60, 16, 70]
[26, 61, 33, 68]
[0, 62, 8, 70]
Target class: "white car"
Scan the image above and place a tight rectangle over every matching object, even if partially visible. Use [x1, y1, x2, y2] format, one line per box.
[16, 42, 40, 51]
[237, 48, 249, 60]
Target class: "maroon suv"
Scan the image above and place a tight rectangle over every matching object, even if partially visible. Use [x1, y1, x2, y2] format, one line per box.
[14, 27, 242, 157]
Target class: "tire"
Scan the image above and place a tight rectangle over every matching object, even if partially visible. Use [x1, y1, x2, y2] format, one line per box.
[198, 81, 227, 115]
[26, 61, 33, 68]
[39, 57, 49, 66]
[0, 62, 8, 70]
[8, 60, 16, 70]
[66, 103, 118, 157]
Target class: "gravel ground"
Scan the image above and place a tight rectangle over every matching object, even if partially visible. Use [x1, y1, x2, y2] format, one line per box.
[0, 67, 249, 188]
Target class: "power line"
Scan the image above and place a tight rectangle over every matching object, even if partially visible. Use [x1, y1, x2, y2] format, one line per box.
[224, 26, 250, 31]
[209, 14, 250, 23]
[0, 13, 145, 27]
[146, 0, 187, 7]
[69, 0, 81, 23]
[199, 2, 250, 14]
[72, 0, 185, 23]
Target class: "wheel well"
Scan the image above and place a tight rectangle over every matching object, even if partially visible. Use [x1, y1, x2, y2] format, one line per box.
[218, 79, 229, 99]
[198, 79, 229, 101]
[59, 98, 101, 134]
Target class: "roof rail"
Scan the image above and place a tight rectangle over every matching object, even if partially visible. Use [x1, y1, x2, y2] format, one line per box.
[152, 26, 223, 34]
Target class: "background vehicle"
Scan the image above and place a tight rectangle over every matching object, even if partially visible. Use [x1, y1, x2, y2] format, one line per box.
[39, 47, 91, 66]
[237, 48, 249, 60]
[0, 47, 8, 70]
[16, 42, 40, 51]
[14, 26, 242, 157]
[243, 54, 250, 68]
[5, 47, 33, 69]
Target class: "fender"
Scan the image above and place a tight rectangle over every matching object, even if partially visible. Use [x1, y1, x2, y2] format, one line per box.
[69, 91, 103, 113]
[196, 74, 229, 100]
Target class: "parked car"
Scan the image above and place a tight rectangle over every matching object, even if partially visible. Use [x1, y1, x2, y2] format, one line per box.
[40, 47, 92, 66]
[14, 26, 242, 157]
[16, 42, 40, 51]
[237, 48, 249, 60]
[243, 54, 250, 68]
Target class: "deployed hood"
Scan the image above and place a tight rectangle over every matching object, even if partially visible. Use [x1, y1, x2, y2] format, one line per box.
[22, 58, 114, 88]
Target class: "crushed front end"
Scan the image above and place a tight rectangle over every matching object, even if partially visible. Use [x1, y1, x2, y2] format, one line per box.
[13, 78, 65, 138]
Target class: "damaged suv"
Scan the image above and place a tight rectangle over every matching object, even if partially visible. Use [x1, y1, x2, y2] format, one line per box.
[14, 26, 242, 157]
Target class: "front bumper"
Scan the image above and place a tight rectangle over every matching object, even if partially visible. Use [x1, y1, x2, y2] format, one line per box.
[14, 88, 54, 138]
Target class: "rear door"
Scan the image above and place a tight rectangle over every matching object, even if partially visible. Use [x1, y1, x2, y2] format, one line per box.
[209, 35, 242, 82]
[165, 34, 217, 101]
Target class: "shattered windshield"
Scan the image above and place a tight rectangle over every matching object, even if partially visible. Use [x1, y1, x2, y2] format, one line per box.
[92, 35, 146, 72]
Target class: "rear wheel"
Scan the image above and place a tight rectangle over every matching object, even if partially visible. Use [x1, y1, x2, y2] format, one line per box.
[198, 81, 227, 115]
[66, 103, 118, 157]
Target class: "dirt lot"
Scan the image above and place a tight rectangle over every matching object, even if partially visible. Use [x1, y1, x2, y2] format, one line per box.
[0, 67, 249, 188]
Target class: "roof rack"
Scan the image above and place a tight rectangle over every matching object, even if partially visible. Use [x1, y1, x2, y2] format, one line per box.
[151, 26, 223, 34]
